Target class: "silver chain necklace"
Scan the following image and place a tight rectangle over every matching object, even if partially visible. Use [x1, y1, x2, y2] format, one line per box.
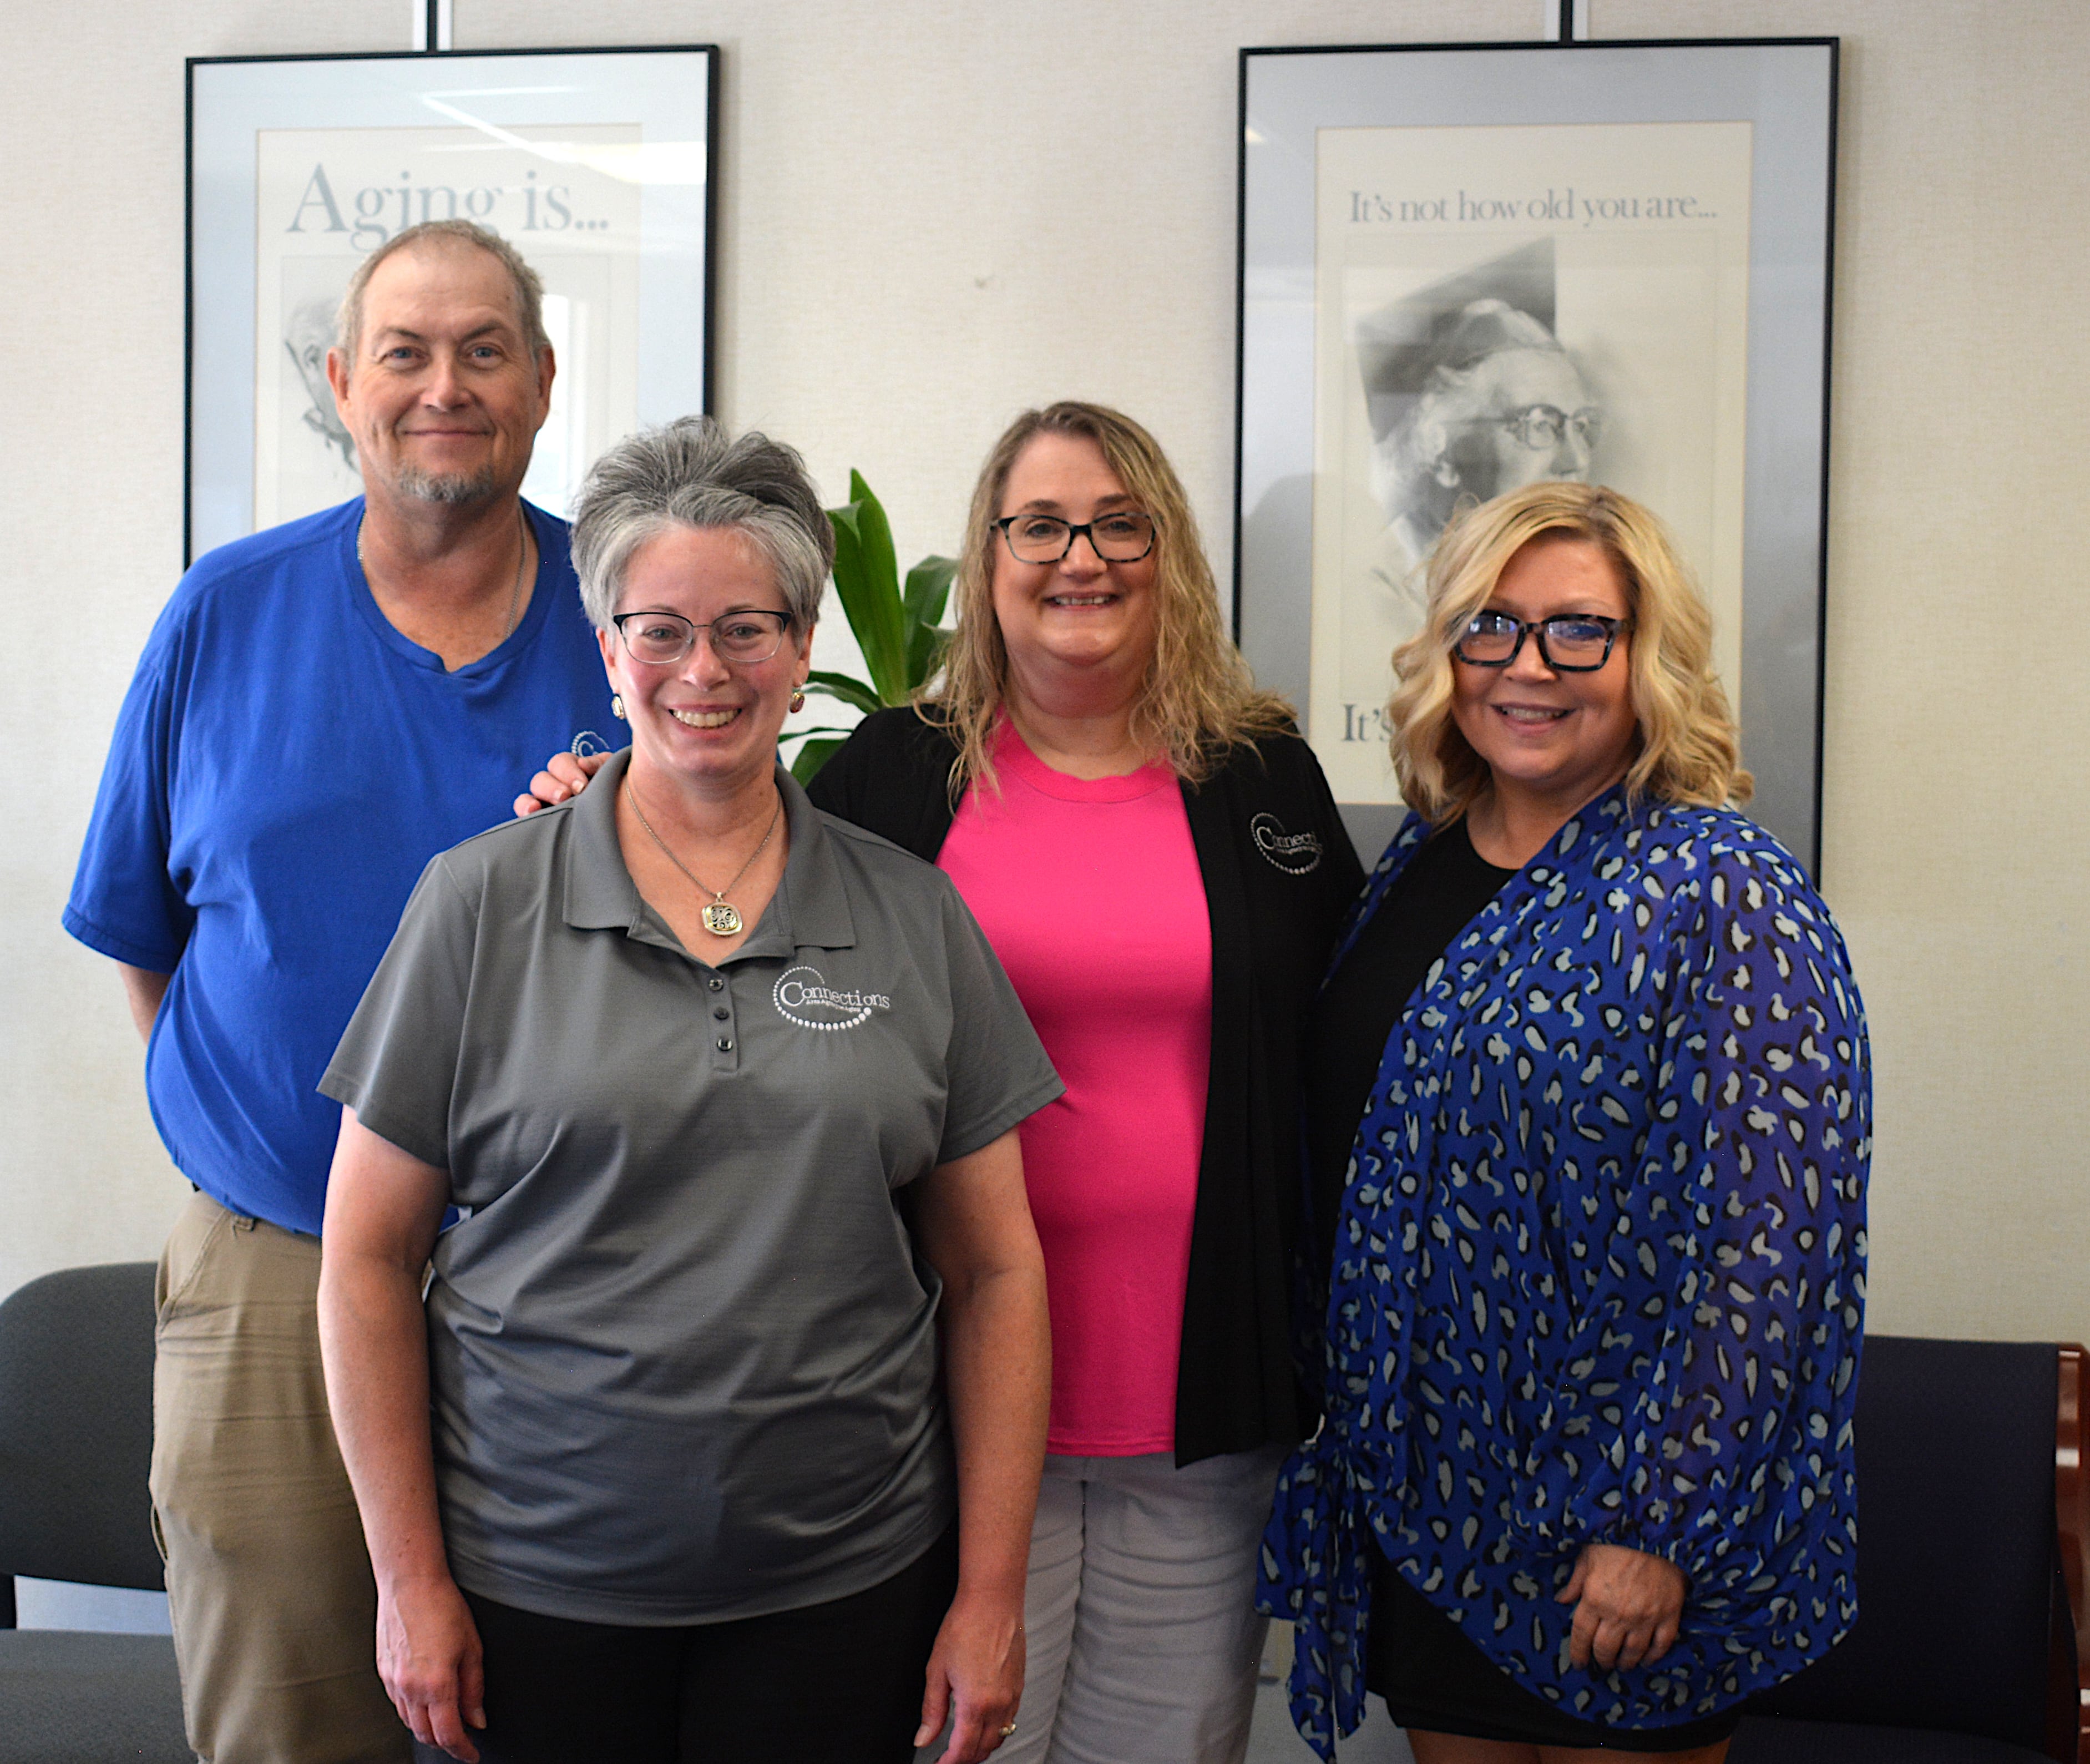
[626, 782, 783, 937]
[355, 504, 530, 646]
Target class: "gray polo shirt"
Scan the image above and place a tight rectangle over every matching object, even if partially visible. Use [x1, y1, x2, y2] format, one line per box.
[321, 749, 1061, 1626]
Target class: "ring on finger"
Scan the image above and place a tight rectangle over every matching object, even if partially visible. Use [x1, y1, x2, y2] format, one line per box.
[1000, 1722, 1018, 1737]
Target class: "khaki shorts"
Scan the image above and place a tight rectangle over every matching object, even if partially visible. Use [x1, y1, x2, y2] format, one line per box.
[152, 1190, 411, 1764]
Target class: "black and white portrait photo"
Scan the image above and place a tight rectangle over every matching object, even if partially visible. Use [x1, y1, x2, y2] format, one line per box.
[1304, 120, 1753, 805]
[1352, 239, 1600, 625]
[283, 291, 357, 472]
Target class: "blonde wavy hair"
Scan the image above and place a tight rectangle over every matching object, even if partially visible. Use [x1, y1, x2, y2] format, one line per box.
[924, 402, 1292, 795]
[1389, 481, 1752, 824]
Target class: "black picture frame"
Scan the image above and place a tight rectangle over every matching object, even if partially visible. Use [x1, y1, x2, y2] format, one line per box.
[186, 43, 719, 565]
[1234, 39, 1837, 871]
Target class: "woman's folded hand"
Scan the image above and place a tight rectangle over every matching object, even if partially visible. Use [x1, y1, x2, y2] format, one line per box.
[1556, 1541, 1687, 1672]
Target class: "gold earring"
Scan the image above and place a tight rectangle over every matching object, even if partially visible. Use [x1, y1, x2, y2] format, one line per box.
[790, 688, 806, 714]
[610, 694, 626, 720]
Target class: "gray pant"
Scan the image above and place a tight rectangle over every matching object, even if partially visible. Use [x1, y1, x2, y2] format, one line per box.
[1001, 1447, 1284, 1764]
[152, 1191, 412, 1764]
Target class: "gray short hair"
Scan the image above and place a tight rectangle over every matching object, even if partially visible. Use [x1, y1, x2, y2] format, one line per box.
[334, 220, 550, 373]
[570, 418, 833, 631]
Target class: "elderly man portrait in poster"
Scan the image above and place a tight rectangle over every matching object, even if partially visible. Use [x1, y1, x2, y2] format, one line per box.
[1303, 121, 1754, 808]
[1352, 239, 1599, 627]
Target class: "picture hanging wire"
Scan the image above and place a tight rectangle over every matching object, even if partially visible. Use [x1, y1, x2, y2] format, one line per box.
[413, 0, 454, 53]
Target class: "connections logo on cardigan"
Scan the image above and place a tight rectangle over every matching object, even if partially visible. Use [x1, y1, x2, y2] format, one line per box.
[1250, 813, 1324, 875]
[772, 965, 893, 1032]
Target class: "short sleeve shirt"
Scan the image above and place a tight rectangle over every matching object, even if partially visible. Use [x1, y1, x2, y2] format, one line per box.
[63, 498, 619, 1235]
[321, 749, 1064, 1625]
[937, 723, 1212, 1455]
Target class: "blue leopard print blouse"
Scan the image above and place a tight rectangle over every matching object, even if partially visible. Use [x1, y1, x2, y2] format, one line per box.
[1259, 789, 1871, 1758]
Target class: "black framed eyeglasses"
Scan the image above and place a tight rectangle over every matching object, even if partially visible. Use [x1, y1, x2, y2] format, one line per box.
[611, 609, 791, 666]
[1461, 404, 1604, 452]
[993, 511, 1156, 565]
[1453, 611, 1631, 672]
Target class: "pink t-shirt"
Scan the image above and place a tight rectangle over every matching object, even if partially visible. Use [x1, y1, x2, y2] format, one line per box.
[937, 724, 1212, 1455]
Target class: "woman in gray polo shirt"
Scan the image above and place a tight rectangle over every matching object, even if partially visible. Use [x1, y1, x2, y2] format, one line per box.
[315, 419, 1062, 1764]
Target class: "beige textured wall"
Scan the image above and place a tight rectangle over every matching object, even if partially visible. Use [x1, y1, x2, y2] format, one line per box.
[3, 2, 2084, 1342]
[1589, 0, 2090, 1344]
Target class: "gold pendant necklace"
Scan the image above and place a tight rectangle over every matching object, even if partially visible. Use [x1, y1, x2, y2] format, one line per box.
[627, 783, 782, 938]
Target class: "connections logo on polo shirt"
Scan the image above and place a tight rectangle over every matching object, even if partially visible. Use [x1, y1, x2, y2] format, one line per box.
[772, 965, 894, 1032]
[1250, 813, 1324, 875]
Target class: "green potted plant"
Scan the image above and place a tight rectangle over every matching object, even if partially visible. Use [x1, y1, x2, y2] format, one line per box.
[782, 471, 955, 782]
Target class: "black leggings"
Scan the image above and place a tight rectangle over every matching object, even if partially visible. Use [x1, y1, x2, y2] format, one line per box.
[449, 1525, 958, 1764]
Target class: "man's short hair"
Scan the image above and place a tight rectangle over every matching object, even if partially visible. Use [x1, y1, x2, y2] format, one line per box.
[333, 220, 550, 376]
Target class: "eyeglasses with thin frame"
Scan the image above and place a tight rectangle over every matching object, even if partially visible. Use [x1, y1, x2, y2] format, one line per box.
[610, 609, 792, 667]
[1461, 405, 1603, 453]
[992, 511, 1156, 565]
[1453, 611, 1631, 673]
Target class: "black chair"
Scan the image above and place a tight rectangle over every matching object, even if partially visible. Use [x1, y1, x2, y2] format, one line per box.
[1731, 1335, 2090, 1764]
[0, 1261, 190, 1763]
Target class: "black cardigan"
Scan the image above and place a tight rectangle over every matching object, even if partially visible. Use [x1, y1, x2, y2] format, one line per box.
[807, 708, 1365, 1465]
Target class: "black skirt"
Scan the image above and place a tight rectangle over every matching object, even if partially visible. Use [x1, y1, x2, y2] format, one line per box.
[1367, 1562, 1743, 1753]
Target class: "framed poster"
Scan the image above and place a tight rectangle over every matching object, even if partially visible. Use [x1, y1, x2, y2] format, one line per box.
[187, 44, 717, 563]
[1235, 40, 1836, 870]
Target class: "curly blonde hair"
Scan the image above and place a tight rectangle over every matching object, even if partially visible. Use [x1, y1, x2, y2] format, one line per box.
[1389, 482, 1751, 825]
[924, 402, 1292, 795]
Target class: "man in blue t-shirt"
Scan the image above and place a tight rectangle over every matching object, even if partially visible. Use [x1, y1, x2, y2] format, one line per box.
[65, 220, 619, 1764]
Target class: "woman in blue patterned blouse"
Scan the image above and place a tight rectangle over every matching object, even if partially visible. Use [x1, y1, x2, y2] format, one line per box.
[1262, 482, 1870, 1762]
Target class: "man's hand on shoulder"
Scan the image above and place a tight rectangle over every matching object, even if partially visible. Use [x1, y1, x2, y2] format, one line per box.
[513, 749, 610, 818]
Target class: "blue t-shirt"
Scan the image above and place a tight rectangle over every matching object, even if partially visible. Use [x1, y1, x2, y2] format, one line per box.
[64, 497, 621, 1235]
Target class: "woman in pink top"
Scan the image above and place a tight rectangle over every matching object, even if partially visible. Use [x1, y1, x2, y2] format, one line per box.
[527, 405, 1362, 1760]
[809, 406, 1362, 1762]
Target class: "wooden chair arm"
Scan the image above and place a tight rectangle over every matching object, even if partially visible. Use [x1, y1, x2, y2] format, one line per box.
[2054, 1343, 2089, 1764]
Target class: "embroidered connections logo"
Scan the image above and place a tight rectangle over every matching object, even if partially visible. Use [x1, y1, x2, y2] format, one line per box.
[1249, 812, 1323, 875]
[772, 965, 893, 1032]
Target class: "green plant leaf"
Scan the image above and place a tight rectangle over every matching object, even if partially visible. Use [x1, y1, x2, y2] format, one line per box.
[788, 735, 847, 785]
[827, 477, 909, 705]
[803, 670, 883, 717]
[909, 623, 953, 691]
[849, 469, 902, 604]
[903, 554, 955, 630]
[827, 505, 907, 705]
[825, 507, 872, 682]
[902, 554, 957, 689]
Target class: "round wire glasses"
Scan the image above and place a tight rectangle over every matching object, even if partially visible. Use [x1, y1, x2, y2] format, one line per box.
[1467, 404, 1605, 452]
